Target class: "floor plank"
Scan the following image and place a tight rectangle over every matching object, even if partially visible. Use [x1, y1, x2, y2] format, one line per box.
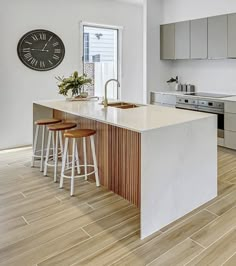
[38, 215, 140, 266]
[111, 210, 216, 266]
[223, 253, 236, 266]
[148, 238, 203, 266]
[0, 146, 236, 265]
[187, 228, 236, 266]
[191, 207, 236, 248]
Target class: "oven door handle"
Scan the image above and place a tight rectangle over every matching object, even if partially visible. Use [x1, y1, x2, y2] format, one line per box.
[197, 106, 224, 114]
[176, 104, 198, 110]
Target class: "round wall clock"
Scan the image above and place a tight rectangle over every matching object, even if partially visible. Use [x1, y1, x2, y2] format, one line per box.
[17, 29, 65, 71]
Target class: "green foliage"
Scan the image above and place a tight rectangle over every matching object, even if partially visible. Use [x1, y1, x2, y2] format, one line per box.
[56, 71, 92, 96]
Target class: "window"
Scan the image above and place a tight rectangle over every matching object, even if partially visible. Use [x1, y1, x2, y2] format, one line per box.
[81, 24, 121, 99]
[83, 33, 90, 62]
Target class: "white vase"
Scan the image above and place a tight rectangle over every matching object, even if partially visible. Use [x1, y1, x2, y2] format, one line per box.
[66, 90, 74, 101]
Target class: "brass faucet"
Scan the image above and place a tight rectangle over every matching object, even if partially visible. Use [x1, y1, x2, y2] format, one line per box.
[103, 79, 121, 107]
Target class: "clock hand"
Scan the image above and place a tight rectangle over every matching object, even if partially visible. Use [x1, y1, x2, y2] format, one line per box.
[42, 35, 53, 51]
[31, 48, 49, 52]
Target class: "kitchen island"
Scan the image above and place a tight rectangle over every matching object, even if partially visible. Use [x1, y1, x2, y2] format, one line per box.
[33, 99, 217, 239]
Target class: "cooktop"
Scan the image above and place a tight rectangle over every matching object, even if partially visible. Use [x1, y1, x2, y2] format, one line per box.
[185, 92, 233, 98]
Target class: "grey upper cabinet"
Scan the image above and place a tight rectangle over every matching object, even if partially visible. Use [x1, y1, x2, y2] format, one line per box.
[160, 24, 175, 60]
[175, 21, 190, 59]
[190, 18, 208, 59]
[228, 13, 236, 58]
[208, 15, 227, 59]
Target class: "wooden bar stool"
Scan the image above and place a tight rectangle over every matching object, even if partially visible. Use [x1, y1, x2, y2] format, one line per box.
[44, 122, 77, 182]
[60, 129, 100, 196]
[32, 118, 62, 171]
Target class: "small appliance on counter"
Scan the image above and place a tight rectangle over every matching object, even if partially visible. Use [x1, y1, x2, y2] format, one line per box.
[181, 83, 195, 92]
[187, 84, 195, 92]
[166, 76, 195, 92]
[166, 76, 182, 91]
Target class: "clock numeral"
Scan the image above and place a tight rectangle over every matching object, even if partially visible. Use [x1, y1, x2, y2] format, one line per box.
[30, 58, 38, 66]
[39, 33, 46, 40]
[53, 42, 59, 47]
[48, 60, 53, 65]
[22, 48, 30, 53]
[31, 34, 38, 41]
[53, 54, 60, 60]
[24, 52, 32, 59]
[40, 61, 45, 68]
[54, 49, 61, 54]
[24, 41, 32, 45]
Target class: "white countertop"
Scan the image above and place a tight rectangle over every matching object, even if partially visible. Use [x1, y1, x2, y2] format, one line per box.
[151, 90, 188, 96]
[34, 99, 215, 132]
[221, 96, 236, 102]
[151, 90, 236, 102]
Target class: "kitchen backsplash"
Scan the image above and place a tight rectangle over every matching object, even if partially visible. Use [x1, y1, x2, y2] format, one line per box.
[169, 59, 236, 94]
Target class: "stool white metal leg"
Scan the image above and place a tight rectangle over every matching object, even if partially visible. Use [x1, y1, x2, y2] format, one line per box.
[75, 141, 81, 174]
[60, 137, 69, 189]
[31, 125, 39, 167]
[40, 125, 46, 172]
[52, 132, 55, 161]
[59, 131, 64, 155]
[71, 138, 76, 196]
[44, 130, 52, 176]
[90, 135, 100, 187]
[83, 137, 87, 180]
[54, 131, 59, 182]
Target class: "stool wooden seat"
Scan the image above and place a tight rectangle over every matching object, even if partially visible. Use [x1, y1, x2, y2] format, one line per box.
[35, 118, 62, 126]
[44, 122, 78, 182]
[47, 122, 77, 131]
[60, 128, 100, 196]
[32, 118, 62, 171]
[64, 129, 96, 138]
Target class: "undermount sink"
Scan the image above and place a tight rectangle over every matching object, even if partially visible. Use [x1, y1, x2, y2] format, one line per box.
[107, 102, 141, 109]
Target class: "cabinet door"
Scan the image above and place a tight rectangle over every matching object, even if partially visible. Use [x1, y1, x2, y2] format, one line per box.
[160, 24, 175, 60]
[151, 92, 163, 104]
[208, 15, 227, 59]
[175, 21, 190, 59]
[162, 94, 176, 105]
[228, 13, 236, 58]
[225, 130, 236, 150]
[225, 101, 236, 113]
[190, 18, 208, 59]
[225, 113, 236, 131]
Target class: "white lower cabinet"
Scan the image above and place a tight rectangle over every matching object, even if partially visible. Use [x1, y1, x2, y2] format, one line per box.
[225, 113, 236, 131]
[150, 92, 176, 107]
[162, 94, 177, 106]
[224, 101, 236, 150]
[225, 101, 236, 113]
[225, 130, 236, 149]
[151, 93, 162, 104]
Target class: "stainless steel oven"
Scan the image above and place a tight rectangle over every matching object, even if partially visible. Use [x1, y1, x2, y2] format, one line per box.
[176, 96, 225, 139]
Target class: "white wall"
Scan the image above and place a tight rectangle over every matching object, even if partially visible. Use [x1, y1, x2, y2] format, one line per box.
[143, 0, 172, 103]
[162, 0, 236, 24]
[0, 0, 143, 150]
[160, 0, 236, 94]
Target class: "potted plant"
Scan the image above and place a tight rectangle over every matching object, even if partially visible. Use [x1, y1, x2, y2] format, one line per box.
[56, 71, 92, 99]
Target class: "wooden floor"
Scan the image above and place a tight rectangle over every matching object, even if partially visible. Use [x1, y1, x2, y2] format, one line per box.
[0, 147, 236, 266]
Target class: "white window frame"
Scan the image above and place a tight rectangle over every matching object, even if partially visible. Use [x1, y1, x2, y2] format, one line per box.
[79, 21, 123, 100]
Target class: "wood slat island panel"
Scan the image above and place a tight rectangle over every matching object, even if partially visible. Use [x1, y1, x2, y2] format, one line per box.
[53, 109, 141, 207]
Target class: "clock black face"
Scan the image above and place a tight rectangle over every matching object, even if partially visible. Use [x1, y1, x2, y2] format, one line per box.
[17, 29, 65, 71]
